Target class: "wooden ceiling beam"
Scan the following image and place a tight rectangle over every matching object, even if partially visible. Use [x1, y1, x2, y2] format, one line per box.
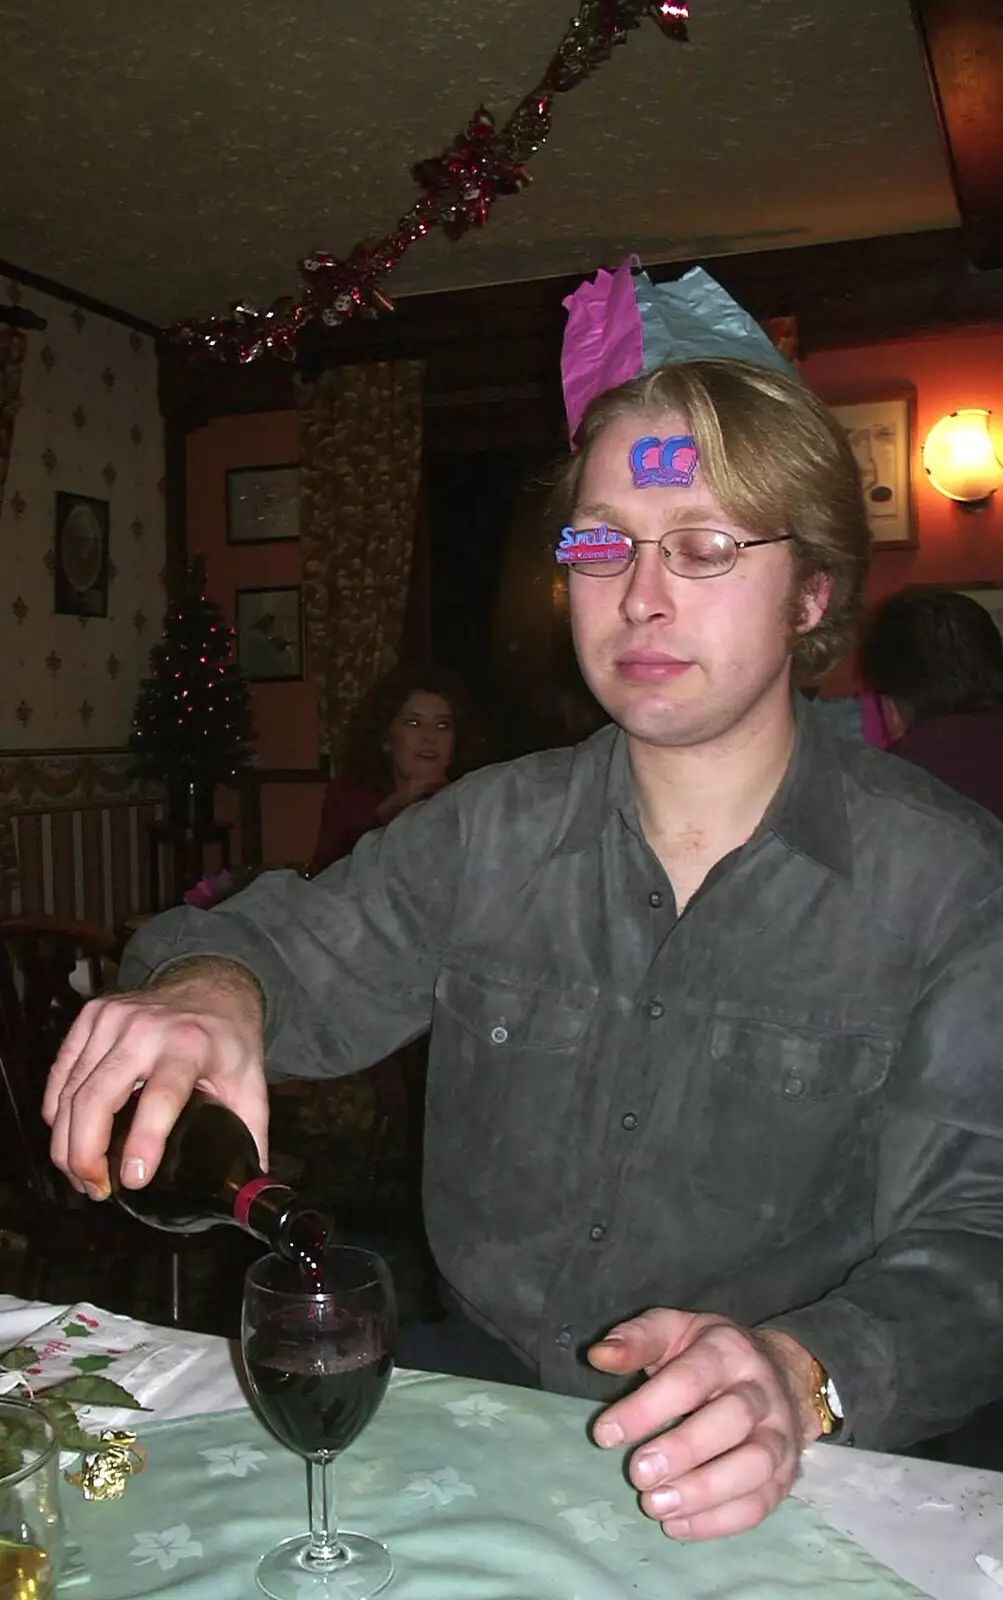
[159, 228, 1003, 428]
[911, 0, 1003, 268]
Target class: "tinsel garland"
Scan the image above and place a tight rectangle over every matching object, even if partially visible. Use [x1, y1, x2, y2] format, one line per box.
[170, 0, 689, 363]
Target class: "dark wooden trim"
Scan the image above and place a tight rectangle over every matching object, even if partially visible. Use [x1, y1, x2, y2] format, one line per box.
[0, 258, 162, 336]
[911, 0, 1003, 269]
[240, 768, 328, 783]
[159, 228, 1003, 432]
[163, 422, 188, 598]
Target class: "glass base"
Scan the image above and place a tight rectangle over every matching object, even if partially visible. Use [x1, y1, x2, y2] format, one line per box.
[255, 1531, 393, 1599]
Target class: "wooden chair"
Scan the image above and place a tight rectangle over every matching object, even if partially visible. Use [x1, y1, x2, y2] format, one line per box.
[0, 915, 188, 1323]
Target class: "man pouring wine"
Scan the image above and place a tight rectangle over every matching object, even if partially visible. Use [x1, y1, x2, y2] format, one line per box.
[44, 317, 1003, 1546]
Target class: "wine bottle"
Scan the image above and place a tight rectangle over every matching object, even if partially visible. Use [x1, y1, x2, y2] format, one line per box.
[108, 1092, 329, 1275]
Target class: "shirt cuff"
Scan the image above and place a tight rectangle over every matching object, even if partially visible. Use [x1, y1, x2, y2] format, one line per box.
[758, 1295, 896, 1450]
[119, 905, 287, 1052]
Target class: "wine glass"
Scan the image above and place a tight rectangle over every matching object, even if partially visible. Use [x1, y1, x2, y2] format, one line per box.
[242, 1245, 397, 1599]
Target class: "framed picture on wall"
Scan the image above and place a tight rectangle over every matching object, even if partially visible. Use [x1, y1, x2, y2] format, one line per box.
[54, 491, 110, 616]
[830, 391, 916, 549]
[226, 463, 300, 544]
[236, 585, 304, 681]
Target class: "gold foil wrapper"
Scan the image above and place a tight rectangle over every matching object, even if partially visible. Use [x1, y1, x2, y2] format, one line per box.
[65, 1429, 147, 1501]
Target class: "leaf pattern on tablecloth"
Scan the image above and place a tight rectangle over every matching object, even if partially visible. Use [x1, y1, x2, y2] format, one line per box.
[559, 1502, 635, 1544]
[131, 1524, 203, 1570]
[200, 1443, 268, 1478]
[403, 1466, 478, 1507]
[444, 1392, 510, 1428]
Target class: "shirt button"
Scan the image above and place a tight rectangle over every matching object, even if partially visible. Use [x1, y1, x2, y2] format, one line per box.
[646, 999, 665, 1019]
[589, 1222, 607, 1243]
[555, 1325, 573, 1348]
[621, 1112, 639, 1131]
[490, 1025, 508, 1045]
[648, 890, 664, 909]
[783, 1074, 805, 1098]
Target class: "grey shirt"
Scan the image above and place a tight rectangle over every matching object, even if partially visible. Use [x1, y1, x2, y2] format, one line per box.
[124, 702, 1003, 1450]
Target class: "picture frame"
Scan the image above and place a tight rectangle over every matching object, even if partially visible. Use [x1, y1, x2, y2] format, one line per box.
[226, 463, 300, 544]
[235, 585, 304, 682]
[830, 391, 916, 550]
[54, 491, 110, 617]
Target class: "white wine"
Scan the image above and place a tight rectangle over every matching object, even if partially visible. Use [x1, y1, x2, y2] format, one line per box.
[0, 1536, 52, 1600]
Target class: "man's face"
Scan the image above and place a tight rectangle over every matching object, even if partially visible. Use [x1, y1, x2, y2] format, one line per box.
[566, 409, 827, 751]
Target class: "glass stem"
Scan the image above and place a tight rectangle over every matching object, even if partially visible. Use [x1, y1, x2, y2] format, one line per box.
[307, 1455, 344, 1565]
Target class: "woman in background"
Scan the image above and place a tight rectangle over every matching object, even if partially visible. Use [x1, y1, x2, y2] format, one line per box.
[305, 663, 476, 1209]
[309, 663, 472, 875]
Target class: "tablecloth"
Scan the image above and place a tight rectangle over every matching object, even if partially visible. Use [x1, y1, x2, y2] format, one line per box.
[4, 1296, 1003, 1599]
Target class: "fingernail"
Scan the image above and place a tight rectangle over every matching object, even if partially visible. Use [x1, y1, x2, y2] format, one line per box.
[594, 1420, 624, 1448]
[121, 1157, 146, 1185]
[83, 1181, 110, 1202]
[662, 1517, 693, 1541]
[634, 1451, 668, 1487]
[649, 1488, 681, 1515]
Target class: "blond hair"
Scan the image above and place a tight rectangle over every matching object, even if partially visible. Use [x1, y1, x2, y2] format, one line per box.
[552, 357, 870, 677]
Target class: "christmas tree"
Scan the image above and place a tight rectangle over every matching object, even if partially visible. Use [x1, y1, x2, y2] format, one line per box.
[130, 557, 255, 785]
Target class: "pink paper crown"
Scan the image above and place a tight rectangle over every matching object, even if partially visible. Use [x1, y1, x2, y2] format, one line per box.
[560, 258, 798, 443]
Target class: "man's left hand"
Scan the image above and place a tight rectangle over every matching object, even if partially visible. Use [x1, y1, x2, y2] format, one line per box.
[589, 1310, 822, 1542]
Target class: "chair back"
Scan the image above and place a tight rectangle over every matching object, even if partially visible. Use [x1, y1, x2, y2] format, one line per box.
[0, 916, 120, 1205]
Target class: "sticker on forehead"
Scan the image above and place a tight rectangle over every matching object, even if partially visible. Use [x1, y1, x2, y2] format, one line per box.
[629, 434, 698, 490]
[555, 524, 632, 565]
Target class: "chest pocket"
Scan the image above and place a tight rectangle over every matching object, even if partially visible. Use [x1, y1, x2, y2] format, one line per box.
[434, 968, 595, 1054]
[430, 968, 597, 1166]
[688, 1014, 896, 1232]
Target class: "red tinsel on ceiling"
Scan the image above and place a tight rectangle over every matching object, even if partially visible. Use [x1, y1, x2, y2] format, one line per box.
[170, 0, 689, 363]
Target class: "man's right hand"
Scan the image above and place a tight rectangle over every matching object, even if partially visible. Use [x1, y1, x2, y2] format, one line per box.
[42, 958, 268, 1203]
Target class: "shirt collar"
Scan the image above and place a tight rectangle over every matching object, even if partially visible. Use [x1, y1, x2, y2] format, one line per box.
[553, 696, 853, 880]
[763, 694, 853, 880]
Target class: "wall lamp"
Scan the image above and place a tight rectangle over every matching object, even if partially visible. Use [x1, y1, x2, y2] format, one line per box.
[922, 409, 1003, 510]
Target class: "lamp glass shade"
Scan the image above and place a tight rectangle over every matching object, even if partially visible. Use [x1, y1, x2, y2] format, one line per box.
[923, 409, 1003, 503]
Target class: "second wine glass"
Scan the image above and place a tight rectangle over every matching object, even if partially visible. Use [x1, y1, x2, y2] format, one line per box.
[242, 1245, 397, 1599]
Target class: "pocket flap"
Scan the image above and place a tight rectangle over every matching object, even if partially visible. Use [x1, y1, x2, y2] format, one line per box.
[434, 968, 594, 1051]
[709, 1016, 893, 1100]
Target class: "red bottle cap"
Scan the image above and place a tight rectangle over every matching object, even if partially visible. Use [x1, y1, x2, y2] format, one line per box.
[233, 1176, 286, 1230]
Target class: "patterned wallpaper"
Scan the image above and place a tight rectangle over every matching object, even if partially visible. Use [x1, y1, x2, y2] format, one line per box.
[1, 275, 166, 751]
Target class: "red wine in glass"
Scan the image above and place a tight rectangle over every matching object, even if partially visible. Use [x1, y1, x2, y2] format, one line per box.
[246, 1316, 392, 1459]
[242, 1246, 397, 1599]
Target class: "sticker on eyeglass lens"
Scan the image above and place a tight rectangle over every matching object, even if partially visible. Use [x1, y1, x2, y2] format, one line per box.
[555, 524, 632, 565]
[629, 434, 698, 490]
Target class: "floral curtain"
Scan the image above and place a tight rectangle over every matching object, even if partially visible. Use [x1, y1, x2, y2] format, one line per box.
[296, 361, 424, 763]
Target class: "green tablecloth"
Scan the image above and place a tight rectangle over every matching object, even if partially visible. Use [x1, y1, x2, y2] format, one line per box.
[62, 1372, 928, 1599]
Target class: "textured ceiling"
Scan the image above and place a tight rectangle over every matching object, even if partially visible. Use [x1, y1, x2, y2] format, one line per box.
[0, 0, 957, 327]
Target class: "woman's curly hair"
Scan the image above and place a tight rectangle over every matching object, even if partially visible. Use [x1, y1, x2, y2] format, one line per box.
[337, 661, 481, 790]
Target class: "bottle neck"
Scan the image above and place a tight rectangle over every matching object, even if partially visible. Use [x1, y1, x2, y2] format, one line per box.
[235, 1178, 328, 1267]
[234, 1177, 295, 1245]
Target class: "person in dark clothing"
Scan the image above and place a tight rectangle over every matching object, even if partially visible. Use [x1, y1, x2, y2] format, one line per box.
[859, 588, 1003, 821]
[43, 357, 1003, 1546]
[309, 663, 473, 874]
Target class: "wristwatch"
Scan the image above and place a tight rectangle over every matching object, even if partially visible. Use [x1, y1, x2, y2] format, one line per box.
[810, 1358, 844, 1438]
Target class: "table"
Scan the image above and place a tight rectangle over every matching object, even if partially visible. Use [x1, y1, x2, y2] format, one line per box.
[2, 1295, 1001, 1600]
